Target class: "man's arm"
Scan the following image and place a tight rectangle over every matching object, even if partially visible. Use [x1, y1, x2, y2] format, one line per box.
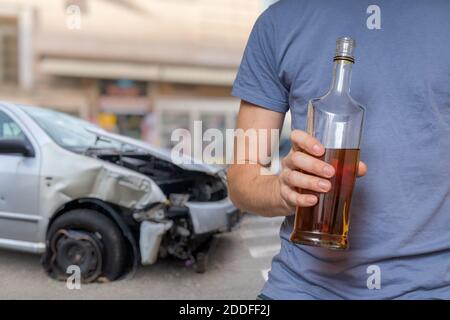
[227, 101, 289, 217]
[227, 100, 367, 218]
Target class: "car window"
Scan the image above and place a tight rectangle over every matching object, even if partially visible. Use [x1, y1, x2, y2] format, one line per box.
[0, 111, 26, 140]
[20, 105, 124, 151]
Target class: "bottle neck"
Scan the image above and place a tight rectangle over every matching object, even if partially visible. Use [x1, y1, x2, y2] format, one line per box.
[329, 59, 353, 96]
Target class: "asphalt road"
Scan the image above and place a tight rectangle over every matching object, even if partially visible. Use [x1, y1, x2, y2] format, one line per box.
[0, 214, 283, 300]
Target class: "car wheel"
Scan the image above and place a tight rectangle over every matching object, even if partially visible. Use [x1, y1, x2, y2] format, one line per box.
[46, 209, 127, 283]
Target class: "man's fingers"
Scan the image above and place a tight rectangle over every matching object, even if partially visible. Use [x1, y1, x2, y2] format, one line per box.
[281, 169, 331, 193]
[357, 161, 367, 177]
[280, 184, 318, 208]
[290, 130, 324, 156]
[283, 151, 335, 178]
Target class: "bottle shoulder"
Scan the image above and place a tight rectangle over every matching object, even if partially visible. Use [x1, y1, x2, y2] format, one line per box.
[310, 92, 365, 116]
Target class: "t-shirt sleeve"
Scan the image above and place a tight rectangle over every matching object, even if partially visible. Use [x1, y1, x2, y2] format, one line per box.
[231, 9, 289, 113]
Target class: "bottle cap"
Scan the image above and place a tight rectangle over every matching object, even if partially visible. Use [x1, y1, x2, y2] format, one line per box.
[334, 37, 355, 62]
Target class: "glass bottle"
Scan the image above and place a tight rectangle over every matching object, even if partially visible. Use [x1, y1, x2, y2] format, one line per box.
[290, 37, 365, 250]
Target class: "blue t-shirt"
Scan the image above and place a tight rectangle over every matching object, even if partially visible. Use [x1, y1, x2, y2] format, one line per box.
[232, 0, 450, 299]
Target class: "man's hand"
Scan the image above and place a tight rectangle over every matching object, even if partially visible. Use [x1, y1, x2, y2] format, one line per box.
[278, 129, 367, 214]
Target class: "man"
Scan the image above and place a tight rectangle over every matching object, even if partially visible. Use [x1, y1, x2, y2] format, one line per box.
[228, 0, 450, 299]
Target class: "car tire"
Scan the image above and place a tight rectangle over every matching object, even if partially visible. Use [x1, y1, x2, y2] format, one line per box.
[46, 209, 127, 283]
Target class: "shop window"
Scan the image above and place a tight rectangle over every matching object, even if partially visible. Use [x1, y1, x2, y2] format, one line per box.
[160, 111, 190, 149]
[98, 79, 150, 139]
[99, 79, 147, 97]
[200, 113, 226, 161]
[117, 114, 144, 140]
[0, 17, 18, 85]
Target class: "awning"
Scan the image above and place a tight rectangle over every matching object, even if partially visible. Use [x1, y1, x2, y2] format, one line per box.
[39, 58, 237, 86]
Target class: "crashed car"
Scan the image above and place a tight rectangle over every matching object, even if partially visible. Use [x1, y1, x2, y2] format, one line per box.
[0, 102, 240, 282]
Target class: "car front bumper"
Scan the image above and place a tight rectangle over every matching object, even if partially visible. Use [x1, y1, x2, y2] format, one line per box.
[185, 197, 241, 235]
[139, 197, 240, 265]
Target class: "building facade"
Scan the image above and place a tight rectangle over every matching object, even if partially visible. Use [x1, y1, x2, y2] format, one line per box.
[0, 0, 262, 147]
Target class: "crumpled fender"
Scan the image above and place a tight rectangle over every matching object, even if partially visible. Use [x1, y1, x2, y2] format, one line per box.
[39, 142, 167, 223]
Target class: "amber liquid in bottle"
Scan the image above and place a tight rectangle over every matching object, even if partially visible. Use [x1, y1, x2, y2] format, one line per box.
[290, 148, 360, 250]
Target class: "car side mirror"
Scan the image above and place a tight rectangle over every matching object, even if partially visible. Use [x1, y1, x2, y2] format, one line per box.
[0, 139, 35, 157]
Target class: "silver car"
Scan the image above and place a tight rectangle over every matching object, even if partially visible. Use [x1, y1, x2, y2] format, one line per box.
[0, 102, 240, 282]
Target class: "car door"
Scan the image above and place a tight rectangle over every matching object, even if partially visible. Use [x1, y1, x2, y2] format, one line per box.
[0, 109, 41, 244]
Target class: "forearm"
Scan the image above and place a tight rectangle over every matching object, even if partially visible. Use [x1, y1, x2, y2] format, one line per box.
[227, 163, 291, 217]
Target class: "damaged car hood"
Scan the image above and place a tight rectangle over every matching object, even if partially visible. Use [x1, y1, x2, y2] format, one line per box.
[86, 127, 224, 176]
